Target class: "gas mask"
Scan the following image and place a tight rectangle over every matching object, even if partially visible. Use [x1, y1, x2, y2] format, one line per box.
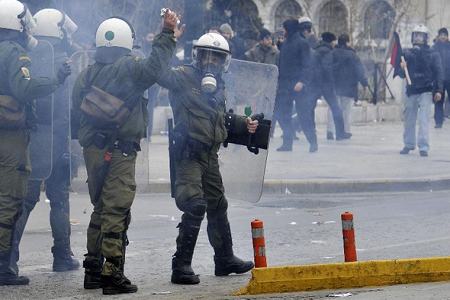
[201, 73, 217, 94]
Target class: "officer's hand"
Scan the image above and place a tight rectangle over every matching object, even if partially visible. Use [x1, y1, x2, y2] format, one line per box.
[294, 81, 304, 92]
[363, 86, 369, 93]
[434, 92, 442, 102]
[246, 117, 259, 134]
[163, 9, 179, 31]
[57, 61, 72, 85]
[174, 24, 186, 39]
[401, 60, 407, 69]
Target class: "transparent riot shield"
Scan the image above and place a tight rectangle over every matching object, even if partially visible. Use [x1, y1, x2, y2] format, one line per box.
[28, 40, 54, 180]
[220, 59, 278, 202]
[69, 50, 149, 193]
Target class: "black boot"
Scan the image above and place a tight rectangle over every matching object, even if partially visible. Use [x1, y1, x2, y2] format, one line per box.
[171, 200, 206, 285]
[102, 272, 137, 295]
[83, 258, 103, 289]
[214, 255, 254, 276]
[171, 255, 200, 284]
[0, 256, 29, 286]
[207, 197, 254, 277]
[52, 246, 80, 272]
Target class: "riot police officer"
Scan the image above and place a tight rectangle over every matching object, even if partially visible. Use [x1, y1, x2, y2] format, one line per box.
[399, 25, 444, 157]
[0, 0, 71, 285]
[8, 8, 80, 276]
[158, 33, 257, 285]
[71, 12, 178, 294]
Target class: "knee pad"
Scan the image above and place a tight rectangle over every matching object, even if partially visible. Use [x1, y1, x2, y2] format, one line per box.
[186, 198, 207, 218]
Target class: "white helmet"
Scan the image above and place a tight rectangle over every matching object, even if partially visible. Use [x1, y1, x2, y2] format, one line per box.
[30, 9, 78, 40]
[0, 0, 36, 32]
[95, 17, 135, 50]
[411, 24, 429, 44]
[192, 33, 231, 74]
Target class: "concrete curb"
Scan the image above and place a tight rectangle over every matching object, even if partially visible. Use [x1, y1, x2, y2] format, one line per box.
[233, 257, 450, 295]
[144, 177, 450, 194]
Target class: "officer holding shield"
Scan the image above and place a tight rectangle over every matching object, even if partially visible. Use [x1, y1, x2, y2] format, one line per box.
[8, 8, 80, 276]
[158, 33, 256, 285]
[0, 0, 71, 285]
[71, 11, 178, 294]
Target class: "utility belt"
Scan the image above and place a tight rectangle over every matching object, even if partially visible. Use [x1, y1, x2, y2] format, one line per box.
[92, 132, 140, 157]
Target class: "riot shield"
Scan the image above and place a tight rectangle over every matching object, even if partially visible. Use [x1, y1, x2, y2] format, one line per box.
[28, 40, 54, 180]
[69, 50, 149, 194]
[220, 59, 278, 202]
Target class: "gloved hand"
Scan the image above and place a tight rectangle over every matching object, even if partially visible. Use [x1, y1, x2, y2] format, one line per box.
[57, 61, 71, 85]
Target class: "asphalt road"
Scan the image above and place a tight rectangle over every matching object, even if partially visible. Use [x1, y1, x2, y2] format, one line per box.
[2, 191, 450, 299]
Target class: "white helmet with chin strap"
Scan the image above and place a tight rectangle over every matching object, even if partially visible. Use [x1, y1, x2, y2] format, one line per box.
[95, 17, 135, 50]
[411, 24, 429, 44]
[30, 9, 78, 40]
[0, 0, 36, 32]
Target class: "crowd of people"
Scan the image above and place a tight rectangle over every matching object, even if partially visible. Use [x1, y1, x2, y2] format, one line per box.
[0, 0, 447, 296]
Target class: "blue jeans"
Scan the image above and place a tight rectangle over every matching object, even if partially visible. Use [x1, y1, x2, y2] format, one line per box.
[403, 92, 432, 151]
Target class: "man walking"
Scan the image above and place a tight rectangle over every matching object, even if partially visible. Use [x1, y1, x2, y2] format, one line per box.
[158, 32, 256, 285]
[275, 19, 312, 152]
[327, 34, 368, 139]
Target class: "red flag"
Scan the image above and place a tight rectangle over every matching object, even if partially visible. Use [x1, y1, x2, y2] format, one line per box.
[391, 32, 403, 78]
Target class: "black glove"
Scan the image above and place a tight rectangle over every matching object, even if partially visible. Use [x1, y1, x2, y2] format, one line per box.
[57, 62, 71, 85]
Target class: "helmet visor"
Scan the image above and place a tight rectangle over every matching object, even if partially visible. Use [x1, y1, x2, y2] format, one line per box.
[62, 14, 78, 38]
[412, 32, 427, 44]
[193, 47, 231, 74]
[20, 6, 36, 31]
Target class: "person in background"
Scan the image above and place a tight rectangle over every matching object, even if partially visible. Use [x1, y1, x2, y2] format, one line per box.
[399, 25, 443, 157]
[298, 16, 319, 50]
[328, 34, 368, 139]
[220, 23, 247, 60]
[432, 27, 450, 128]
[245, 28, 279, 65]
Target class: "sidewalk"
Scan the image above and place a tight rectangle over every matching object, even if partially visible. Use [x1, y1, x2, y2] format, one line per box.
[146, 122, 450, 194]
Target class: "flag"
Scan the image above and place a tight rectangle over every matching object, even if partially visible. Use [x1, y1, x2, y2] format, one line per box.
[391, 32, 403, 79]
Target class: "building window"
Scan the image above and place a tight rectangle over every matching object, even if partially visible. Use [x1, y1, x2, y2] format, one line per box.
[319, 0, 348, 36]
[364, 1, 395, 40]
[274, 0, 302, 31]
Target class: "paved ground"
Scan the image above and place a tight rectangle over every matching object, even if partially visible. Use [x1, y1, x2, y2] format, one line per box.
[2, 191, 450, 299]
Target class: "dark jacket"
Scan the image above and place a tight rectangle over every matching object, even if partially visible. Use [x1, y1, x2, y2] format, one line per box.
[230, 35, 247, 60]
[245, 43, 279, 65]
[401, 45, 444, 96]
[72, 29, 176, 146]
[432, 41, 450, 80]
[157, 64, 247, 148]
[333, 44, 368, 99]
[311, 41, 335, 88]
[278, 32, 312, 91]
